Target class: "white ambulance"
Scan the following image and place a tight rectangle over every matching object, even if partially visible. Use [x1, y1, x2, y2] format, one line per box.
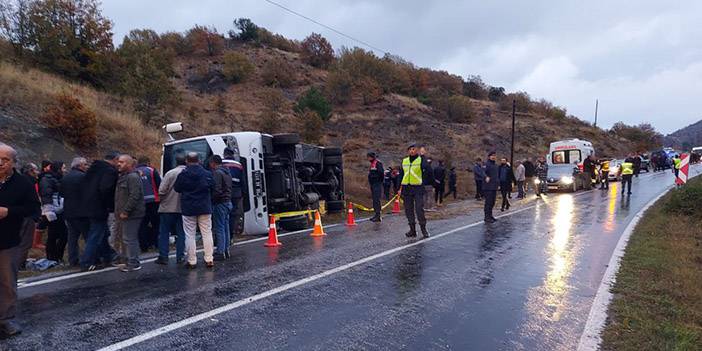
[546, 139, 595, 166]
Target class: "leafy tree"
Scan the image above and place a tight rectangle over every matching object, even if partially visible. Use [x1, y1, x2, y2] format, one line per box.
[159, 31, 190, 56]
[295, 87, 331, 121]
[300, 32, 334, 68]
[488, 86, 505, 102]
[499, 91, 531, 112]
[258, 88, 287, 133]
[463, 75, 488, 100]
[232, 18, 258, 41]
[44, 93, 97, 149]
[444, 95, 474, 123]
[297, 109, 324, 144]
[325, 69, 353, 105]
[222, 51, 254, 83]
[186, 25, 224, 56]
[261, 56, 295, 88]
[610, 122, 663, 151]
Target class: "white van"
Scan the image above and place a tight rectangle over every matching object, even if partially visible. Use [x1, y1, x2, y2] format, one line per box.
[546, 139, 595, 166]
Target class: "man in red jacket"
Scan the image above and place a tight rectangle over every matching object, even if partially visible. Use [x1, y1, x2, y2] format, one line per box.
[0, 143, 41, 338]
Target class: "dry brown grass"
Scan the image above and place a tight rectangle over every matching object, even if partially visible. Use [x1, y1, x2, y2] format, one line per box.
[0, 61, 162, 161]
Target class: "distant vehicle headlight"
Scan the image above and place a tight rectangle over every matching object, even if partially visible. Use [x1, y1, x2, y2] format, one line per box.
[534, 178, 541, 185]
[561, 176, 574, 184]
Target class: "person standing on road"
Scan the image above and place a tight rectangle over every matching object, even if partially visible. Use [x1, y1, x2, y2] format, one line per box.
[367, 152, 384, 222]
[0, 143, 41, 338]
[209, 155, 233, 261]
[599, 158, 610, 190]
[514, 160, 525, 199]
[473, 158, 486, 200]
[136, 157, 161, 253]
[16, 163, 40, 270]
[582, 154, 595, 190]
[523, 157, 536, 194]
[498, 158, 515, 212]
[535, 157, 549, 197]
[672, 154, 681, 180]
[433, 160, 446, 206]
[80, 153, 119, 271]
[222, 148, 244, 240]
[383, 167, 392, 201]
[39, 161, 67, 263]
[399, 143, 431, 238]
[419, 146, 435, 211]
[60, 157, 90, 267]
[620, 154, 635, 195]
[114, 155, 145, 272]
[174, 152, 215, 269]
[391, 167, 401, 195]
[155, 152, 186, 265]
[632, 153, 642, 178]
[445, 167, 457, 200]
[483, 152, 499, 223]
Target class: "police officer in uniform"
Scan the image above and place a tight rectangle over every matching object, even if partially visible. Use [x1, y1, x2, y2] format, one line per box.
[222, 148, 245, 242]
[599, 158, 610, 190]
[398, 143, 431, 238]
[367, 152, 384, 222]
[620, 154, 635, 195]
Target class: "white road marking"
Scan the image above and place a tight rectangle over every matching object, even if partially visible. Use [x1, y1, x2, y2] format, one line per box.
[577, 166, 701, 351]
[97, 205, 539, 351]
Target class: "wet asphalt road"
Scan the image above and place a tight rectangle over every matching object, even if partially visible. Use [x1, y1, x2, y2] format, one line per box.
[4, 168, 697, 351]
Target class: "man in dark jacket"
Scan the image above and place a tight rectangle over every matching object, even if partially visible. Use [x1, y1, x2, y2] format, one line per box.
[383, 167, 392, 200]
[523, 157, 536, 193]
[209, 155, 233, 261]
[473, 158, 486, 200]
[222, 148, 244, 239]
[80, 153, 119, 271]
[583, 155, 595, 190]
[39, 161, 68, 262]
[445, 167, 457, 199]
[136, 156, 161, 252]
[433, 160, 446, 205]
[483, 152, 499, 223]
[175, 152, 215, 268]
[60, 157, 90, 267]
[399, 143, 433, 238]
[16, 163, 40, 270]
[632, 153, 642, 177]
[367, 152, 384, 222]
[0, 143, 41, 338]
[535, 157, 549, 197]
[115, 155, 145, 272]
[498, 158, 515, 211]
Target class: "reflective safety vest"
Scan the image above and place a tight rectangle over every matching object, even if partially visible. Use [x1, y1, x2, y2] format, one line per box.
[601, 160, 610, 172]
[673, 158, 681, 170]
[401, 157, 423, 185]
[621, 161, 634, 175]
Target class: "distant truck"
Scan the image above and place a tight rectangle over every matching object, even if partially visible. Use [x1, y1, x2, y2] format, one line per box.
[160, 123, 345, 235]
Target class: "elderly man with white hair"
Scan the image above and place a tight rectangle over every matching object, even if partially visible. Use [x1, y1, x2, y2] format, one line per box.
[0, 143, 41, 338]
[60, 157, 90, 267]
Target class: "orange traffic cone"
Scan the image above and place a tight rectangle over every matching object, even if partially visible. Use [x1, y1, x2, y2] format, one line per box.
[392, 196, 401, 214]
[32, 229, 45, 249]
[310, 211, 326, 237]
[346, 202, 357, 226]
[264, 216, 282, 247]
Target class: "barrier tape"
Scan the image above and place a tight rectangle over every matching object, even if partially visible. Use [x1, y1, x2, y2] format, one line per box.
[352, 194, 401, 212]
[271, 209, 317, 220]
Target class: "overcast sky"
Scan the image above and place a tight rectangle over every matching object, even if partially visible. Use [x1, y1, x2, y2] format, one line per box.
[102, 0, 702, 134]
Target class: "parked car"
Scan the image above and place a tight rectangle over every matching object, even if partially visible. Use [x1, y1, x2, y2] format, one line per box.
[546, 164, 586, 192]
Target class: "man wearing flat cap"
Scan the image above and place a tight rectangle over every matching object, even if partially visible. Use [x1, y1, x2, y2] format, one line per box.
[398, 143, 432, 238]
[483, 151, 499, 223]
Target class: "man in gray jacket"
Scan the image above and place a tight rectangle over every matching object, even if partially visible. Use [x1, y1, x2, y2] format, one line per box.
[514, 161, 526, 199]
[114, 155, 145, 272]
[155, 153, 186, 265]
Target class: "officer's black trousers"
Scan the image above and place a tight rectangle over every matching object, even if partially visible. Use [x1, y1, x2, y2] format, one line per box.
[483, 190, 497, 220]
[370, 182, 382, 217]
[621, 175, 633, 194]
[402, 185, 426, 227]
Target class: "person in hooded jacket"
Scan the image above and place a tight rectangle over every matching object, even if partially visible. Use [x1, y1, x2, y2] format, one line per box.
[60, 157, 90, 267]
[498, 158, 515, 211]
[80, 153, 119, 271]
[39, 161, 67, 262]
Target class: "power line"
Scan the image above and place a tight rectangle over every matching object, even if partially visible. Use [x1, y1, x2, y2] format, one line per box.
[262, 0, 388, 55]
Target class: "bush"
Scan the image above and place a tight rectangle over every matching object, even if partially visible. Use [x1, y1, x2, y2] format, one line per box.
[358, 76, 382, 105]
[186, 25, 224, 56]
[488, 86, 505, 102]
[261, 57, 295, 88]
[222, 51, 254, 83]
[233, 18, 258, 42]
[499, 91, 531, 112]
[301, 33, 334, 68]
[159, 31, 190, 56]
[297, 110, 324, 144]
[44, 94, 97, 149]
[463, 75, 488, 100]
[444, 95, 474, 123]
[257, 28, 301, 52]
[295, 87, 332, 121]
[258, 88, 287, 133]
[325, 69, 353, 105]
[664, 180, 702, 219]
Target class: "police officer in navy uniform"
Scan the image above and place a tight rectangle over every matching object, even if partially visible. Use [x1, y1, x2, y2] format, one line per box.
[367, 152, 384, 222]
[398, 143, 432, 238]
[222, 148, 244, 241]
[136, 156, 161, 252]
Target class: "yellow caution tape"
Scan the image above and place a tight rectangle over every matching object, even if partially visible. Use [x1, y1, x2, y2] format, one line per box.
[352, 194, 400, 212]
[271, 209, 317, 220]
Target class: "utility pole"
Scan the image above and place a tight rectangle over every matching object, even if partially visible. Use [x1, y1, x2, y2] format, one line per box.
[510, 99, 516, 164]
[594, 99, 599, 127]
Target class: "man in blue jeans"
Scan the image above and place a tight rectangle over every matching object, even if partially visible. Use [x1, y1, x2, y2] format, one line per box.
[80, 153, 119, 271]
[155, 153, 186, 265]
[209, 156, 232, 261]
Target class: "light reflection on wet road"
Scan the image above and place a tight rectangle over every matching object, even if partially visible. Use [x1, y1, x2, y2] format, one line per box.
[6, 168, 698, 350]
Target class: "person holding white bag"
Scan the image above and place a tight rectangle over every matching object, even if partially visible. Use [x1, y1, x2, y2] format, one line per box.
[38, 161, 67, 263]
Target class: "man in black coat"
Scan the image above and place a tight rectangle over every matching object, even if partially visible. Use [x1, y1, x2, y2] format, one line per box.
[0, 143, 41, 338]
[433, 160, 446, 205]
[483, 152, 499, 223]
[80, 153, 119, 271]
[60, 157, 90, 267]
[367, 152, 384, 222]
[523, 157, 536, 193]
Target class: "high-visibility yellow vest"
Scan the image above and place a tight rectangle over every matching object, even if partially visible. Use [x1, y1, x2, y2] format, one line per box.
[401, 157, 423, 185]
[674, 158, 681, 169]
[621, 162, 634, 175]
[601, 160, 610, 172]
